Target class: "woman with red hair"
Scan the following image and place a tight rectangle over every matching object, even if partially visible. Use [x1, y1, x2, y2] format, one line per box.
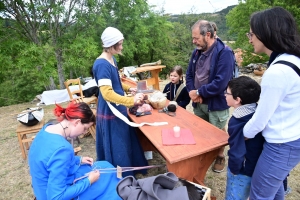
[29, 102, 121, 200]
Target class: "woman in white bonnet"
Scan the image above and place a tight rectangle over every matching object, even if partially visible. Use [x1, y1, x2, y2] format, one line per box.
[92, 27, 148, 177]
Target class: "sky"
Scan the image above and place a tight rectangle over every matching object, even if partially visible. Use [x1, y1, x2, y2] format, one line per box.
[147, 0, 239, 14]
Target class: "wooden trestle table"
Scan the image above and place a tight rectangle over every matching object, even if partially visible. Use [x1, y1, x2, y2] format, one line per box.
[128, 105, 228, 185]
[130, 65, 165, 90]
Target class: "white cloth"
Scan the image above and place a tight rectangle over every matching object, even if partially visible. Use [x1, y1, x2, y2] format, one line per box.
[97, 78, 167, 127]
[82, 79, 97, 90]
[123, 66, 138, 82]
[40, 79, 97, 105]
[243, 53, 300, 143]
[41, 87, 78, 105]
[101, 27, 124, 48]
[98, 78, 112, 87]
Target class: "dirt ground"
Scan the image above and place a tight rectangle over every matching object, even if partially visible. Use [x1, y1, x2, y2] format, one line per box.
[0, 74, 299, 199]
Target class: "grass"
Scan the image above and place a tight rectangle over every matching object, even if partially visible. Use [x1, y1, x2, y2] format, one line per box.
[0, 78, 299, 199]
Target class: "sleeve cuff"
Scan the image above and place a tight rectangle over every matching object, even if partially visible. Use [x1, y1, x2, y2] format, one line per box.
[98, 78, 112, 87]
[75, 156, 81, 165]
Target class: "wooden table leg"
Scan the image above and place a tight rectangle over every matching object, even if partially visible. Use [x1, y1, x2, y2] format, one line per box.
[135, 129, 156, 152]
[22, 134, 30, 150]
[136, 127, 220, 184]
[150, 69, 161, 90]
[165, 148, 219, 184]
[17, 132, 26, 159]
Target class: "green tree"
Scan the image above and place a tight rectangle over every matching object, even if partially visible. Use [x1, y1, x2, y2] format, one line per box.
[0, 20, 30, 106]
[167, 14, 199, 73]
[0, 0, 177, 105]
[0, 1, 245, 107]
[97, 0, 174, 70]
[1, 0, 103, 89]
[226, 0, 300, 66]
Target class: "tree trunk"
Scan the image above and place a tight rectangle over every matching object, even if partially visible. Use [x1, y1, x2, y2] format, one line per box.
[44, 76, 57, 90]
[55, 49, 65, 89]
[49, 76, 56, 90]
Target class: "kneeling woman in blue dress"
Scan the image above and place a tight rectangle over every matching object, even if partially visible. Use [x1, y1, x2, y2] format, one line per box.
[29, 102, 121, 200]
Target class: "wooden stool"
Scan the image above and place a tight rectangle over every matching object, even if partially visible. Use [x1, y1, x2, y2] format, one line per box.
[16, 119, 45, 159]
[74, 147, 82, 155]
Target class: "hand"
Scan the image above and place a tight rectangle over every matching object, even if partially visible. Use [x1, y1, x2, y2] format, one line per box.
[81, 157, 93, 165]
[189, 90, 200, 101]
[134, 93, 144, 105]
[129, 88, 137, 96]
[193, 96, 203, 103]
[88, 170, 100, 184]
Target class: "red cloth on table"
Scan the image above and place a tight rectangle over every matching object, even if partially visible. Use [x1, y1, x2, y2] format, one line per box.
[162, 129, 196, 145]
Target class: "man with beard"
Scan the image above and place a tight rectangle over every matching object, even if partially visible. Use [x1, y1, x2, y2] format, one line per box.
[186, 20, 235, 173]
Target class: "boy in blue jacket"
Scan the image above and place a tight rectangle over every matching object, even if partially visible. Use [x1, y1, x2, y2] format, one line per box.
[224, 76, 264, 199]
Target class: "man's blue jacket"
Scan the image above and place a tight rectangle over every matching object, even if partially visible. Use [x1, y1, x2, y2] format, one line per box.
[186, 38, 235, 111]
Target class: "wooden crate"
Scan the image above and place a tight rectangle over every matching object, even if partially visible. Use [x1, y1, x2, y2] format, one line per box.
[188, 181, 211, 200]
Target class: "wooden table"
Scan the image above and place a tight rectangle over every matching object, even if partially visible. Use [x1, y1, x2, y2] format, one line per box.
[131, 65, 166, 90]
[129, 105, 228, 185]
[16, 119, 44, 159]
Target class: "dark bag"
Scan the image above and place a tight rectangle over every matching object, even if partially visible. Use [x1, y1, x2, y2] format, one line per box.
[83, 86, 99, 97]
[274, 60, 300, 76]
[17, 107, 44, 126]
[117, 172, 207, 200]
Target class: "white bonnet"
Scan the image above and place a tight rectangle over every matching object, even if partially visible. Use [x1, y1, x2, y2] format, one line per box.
[101, 27, 124, 48]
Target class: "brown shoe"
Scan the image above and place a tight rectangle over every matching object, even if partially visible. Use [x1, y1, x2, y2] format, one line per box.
[212, 156, 225, 173]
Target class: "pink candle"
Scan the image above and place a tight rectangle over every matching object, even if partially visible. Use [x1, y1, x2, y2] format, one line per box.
[173, 126, 181, 137]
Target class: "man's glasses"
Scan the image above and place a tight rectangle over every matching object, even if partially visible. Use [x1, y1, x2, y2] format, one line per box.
[246, 32, 254, 40]
[224, 91, 232, 95]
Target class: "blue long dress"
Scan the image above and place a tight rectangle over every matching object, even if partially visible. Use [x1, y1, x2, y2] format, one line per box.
[28, 124, 121, 200]
[93, 58, 148, 177]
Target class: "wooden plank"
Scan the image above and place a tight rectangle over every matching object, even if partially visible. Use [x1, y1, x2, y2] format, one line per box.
[74, 147, 82, 155]
[122, 66, 164, 90]
[120, 77, 137, 88]
[149, 69, 160, 90]
[145, 77, 155, 87]
[131, 65, 166, 74]
[16, 120, 44, 135]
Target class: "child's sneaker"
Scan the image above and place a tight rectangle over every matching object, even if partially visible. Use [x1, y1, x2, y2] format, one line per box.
[285, 186, 292, 196]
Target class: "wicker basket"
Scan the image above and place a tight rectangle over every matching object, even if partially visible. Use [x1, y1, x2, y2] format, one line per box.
[148, 91, 167, 109]
[188, 181, 211, 200]
[149, 98, 167, 109]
